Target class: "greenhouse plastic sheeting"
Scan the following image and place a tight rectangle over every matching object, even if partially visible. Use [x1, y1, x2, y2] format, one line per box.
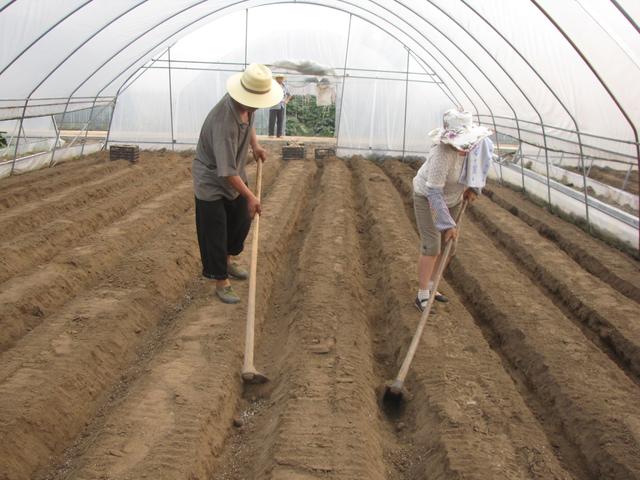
[0, 0, 638, 164]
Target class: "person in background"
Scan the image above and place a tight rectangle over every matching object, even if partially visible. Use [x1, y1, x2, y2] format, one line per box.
[412, 109, 494, 311]
[192, 64, 283, 304]
[268, 74, 292, 138]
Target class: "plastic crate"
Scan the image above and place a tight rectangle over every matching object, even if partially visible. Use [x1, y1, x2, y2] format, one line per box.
[282, 146, 305, 160]
[109, 144, 140, 163]
[314, 147, 336, 160]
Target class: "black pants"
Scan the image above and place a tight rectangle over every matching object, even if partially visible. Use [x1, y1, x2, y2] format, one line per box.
[195, 196, 251, 280]
[268, 107, 284, 137]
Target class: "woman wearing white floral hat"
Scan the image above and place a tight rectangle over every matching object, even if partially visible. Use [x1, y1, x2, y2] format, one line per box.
[192, 63, 283, 304]
[412, 109, 494, 311]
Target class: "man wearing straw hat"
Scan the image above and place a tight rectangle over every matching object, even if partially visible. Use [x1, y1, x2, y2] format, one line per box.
[192, 64, 283, 304]
[412, 109, 494, 311]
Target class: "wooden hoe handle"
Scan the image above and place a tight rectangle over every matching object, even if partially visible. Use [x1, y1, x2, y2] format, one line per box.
[393, 200, 469, 385]
[242, 160, 263, 377]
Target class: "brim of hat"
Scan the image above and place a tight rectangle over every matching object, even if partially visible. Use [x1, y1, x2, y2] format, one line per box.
[226, 74, 284, 109]
[430, 125, 492, 150]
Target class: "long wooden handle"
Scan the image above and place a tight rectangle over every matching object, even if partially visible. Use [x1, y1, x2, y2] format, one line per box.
[242, 160, 263, 372]
[394, 200, 468, 384]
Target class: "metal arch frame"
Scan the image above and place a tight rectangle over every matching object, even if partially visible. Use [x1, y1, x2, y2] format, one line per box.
[9, 0, 151, 173]
[167, 46, 175, 150]
[444, 0, 590, 217]
[382, 0, 525, 188]
[334, 13, 352, 151]
[333, 0, 504, 159]
[104, 47, 171, 148]
[411, 0, 554, 204]
[337, 0, 488, 122]
[95, 0, 478, 112]
[90, 0, 490, 149]
[459, 0, 610, 231]
[480, 115, 637, 163]
[3, 2, 636, 197]
[98, 1, 468, 153]
[0, 0, 17, 15]
[80, 2, 415, 99]
[0, 0, 94, 76]
[611, 0, 640, 34]
[407, 51, 461, 107]
[59, 1, 154, 162]
[401, 46, 410, 158]
[318, 0, 483, 118]
[531, 0, 640, 245]
[4, 2, 637, 137]
[50, 1, 215, 164]
[8, 0, 95, 173]
[3, 0, 487, 140]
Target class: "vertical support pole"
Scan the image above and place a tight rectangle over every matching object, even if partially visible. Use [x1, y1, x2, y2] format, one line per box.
[578, 151, 591, 232]
[10, 100, 29, 175]
[401, 47, 410, 160]
[520, 146, 526, 192]
[104, 97, 119, 150]
[244, 9, 249, 69]
[622, 164, 632, 191]
[495, 132, 503, 185]
[50, 96, 72, 167]
[168, 46, 175, 151]
[486, 119, 503, 186]
[335, 14, 352, 151]
[539, 125, 552, 206]
[51, 113, 60, 157]
[81, 97, 98, 157]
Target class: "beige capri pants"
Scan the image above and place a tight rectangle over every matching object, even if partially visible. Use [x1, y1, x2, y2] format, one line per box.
[413, 193, 461, 256]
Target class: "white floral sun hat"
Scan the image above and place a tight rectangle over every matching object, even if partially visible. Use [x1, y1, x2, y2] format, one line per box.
[429, 109, 493, 151]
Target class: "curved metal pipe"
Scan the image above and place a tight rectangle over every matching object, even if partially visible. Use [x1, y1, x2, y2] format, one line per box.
[462, 1, 595, 230]
[45, 1, 151, 169]
[0, 0, 17, 15]
[385, 0, 523, 185]
[335, 13, 352, 149]
[99, 0, 481, 116]
[94, 0, 491, 146]
[531, 0, 639, 241]
[0, 0, 94, 75]
[610, 0, 640, 34]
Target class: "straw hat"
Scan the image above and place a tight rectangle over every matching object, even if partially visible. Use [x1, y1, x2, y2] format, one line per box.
[226, 64, 284, 109]
[429, 109, 492, 152]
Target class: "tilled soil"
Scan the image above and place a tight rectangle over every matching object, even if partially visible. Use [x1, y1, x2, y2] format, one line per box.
[0, 148, 638, 480]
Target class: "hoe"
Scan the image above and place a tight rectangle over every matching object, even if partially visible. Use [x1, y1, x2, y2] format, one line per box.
[242, 159, 270, 384]
[381, 200, 468, 408]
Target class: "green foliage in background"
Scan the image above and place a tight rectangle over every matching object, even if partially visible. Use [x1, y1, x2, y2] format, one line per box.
[0, 131, 6, 148]
[285, 95, 335, 137]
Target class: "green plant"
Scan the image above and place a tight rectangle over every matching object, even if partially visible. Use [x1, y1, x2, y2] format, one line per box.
[0, 131, 7, 148]
[285, 95, 335, 137]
